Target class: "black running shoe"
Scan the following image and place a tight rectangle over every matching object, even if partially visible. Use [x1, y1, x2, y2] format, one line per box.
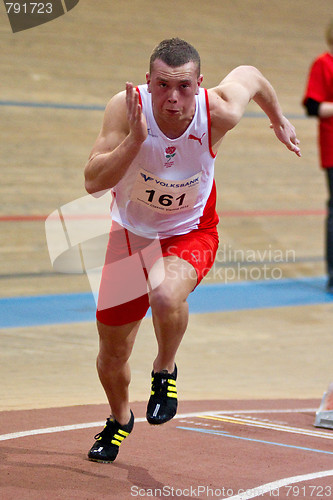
[88, 410, 134, 463]
[146, 364, 178, 425]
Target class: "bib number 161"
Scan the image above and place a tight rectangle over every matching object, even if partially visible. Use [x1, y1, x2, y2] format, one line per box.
[145, 189, 186, 207]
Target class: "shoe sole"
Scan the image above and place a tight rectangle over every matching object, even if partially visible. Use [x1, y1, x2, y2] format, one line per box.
[146, 412, 177, 425]
[88, 456, 116, 464]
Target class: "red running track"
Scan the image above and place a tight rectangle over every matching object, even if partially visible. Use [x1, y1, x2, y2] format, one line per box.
[1, 399, 333, 499]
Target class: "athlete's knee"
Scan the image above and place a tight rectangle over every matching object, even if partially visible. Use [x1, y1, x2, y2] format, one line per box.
[97, 323, 133, 371]
[97, 343, 130, 374]
[149, 283, 181, 316]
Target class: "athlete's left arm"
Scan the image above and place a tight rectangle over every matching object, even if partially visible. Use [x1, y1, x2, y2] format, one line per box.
[209, 65, 301, 157]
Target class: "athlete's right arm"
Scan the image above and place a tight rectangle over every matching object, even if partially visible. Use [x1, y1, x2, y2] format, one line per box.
[84, 83, 148, 195]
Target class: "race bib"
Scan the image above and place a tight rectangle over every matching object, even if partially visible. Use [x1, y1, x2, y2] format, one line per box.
[130, 169, 202, 213]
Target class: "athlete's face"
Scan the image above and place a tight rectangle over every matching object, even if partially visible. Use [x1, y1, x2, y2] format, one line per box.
[146, 59, 203, 131]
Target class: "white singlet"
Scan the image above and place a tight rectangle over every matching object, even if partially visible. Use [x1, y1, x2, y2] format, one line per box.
[111, 85, 218, 238]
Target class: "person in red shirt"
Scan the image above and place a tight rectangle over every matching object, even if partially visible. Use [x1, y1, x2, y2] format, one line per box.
[303, 20, 333, 292]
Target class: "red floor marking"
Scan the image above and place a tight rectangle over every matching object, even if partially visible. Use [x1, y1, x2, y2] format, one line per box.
[0, 208, 326, 222]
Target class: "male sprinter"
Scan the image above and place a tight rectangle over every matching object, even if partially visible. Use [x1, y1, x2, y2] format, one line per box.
[84, 38, 301, 463]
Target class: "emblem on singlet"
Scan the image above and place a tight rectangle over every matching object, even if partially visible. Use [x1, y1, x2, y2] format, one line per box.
[164, 146, 177, 168]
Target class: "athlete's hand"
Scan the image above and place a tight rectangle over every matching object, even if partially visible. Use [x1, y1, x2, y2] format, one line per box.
[126, 82, 148, 144]
[270, 117, 301, 157]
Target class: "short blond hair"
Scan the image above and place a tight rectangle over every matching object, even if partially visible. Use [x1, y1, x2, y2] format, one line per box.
[325, 19, 333, 45]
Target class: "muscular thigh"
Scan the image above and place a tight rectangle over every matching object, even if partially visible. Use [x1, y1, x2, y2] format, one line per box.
[97, 319, 141, 359]
[148, 256, 198, 304]
[97, 224, 218, 325]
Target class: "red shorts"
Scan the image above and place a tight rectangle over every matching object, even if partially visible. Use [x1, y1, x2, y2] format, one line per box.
[96, 222, 219, 326]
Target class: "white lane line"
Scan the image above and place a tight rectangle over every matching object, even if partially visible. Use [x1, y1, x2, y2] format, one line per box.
[199, 415, 333, 440]
[0, 407, 316, 442]
[0, 411, 219, 441]
[226, 469, 333, 500]
[213, 408, 316, 414]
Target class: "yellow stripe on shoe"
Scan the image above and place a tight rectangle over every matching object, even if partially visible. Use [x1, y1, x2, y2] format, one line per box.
[111, 439, 122, 446]
[118, 429, 130, 437]
[146, 364, 178, 425]
[167, 385, 177, 396]
[88, 410, 134, 463]
[111, 428, 131, 446]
